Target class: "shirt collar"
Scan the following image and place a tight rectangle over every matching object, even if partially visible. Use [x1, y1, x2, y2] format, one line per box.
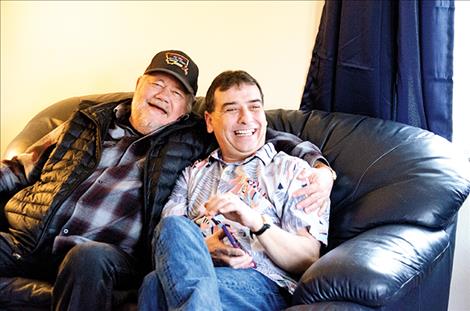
[113, 103, 139, 136]
[209, 142, 277, 166]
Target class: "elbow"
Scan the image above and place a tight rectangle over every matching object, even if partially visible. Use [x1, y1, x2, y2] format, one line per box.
[299, 254, 319, 273]
[293, 242, 321, 273]
[287, 252, 319, 275]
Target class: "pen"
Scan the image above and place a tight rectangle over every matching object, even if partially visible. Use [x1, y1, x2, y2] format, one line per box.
[211, 215, 240, 248]
[211, 214, 257, 268]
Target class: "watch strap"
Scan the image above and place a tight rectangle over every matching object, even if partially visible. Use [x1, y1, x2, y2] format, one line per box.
[250, 223, 271, 238]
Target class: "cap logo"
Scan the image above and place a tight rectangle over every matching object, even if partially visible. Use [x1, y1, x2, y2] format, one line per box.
[165, 52, 189, 75]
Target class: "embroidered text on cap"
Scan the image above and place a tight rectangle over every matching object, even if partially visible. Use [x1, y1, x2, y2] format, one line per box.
[166, 52, 189, 75]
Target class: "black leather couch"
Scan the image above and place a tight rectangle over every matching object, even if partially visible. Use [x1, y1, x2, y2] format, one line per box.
[1, 92, 469, 310]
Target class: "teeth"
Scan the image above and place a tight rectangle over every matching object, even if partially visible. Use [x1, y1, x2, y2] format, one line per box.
[235, 129, 255, 136]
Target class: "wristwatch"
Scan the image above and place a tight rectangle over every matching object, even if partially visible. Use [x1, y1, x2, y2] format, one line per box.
[250, 214, 272, 238]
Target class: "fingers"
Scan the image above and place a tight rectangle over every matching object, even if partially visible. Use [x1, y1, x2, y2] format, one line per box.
[295, 190, 329, 215]
[293, 170, 321, 199]
[205, 193, 237, 216]
[204, 193, 253, 226]
[297, 167, 314, 181]
[213, 227, 226, 240]
[215, 198, 236, 214]
[293, 182, 321, 199]
[212, 246, 253, 268]
[294, 165, 333, 214]
[294, 184, 323, 207]
[317, 200, 329, 216]
[219, 248, 253, 269]
[303, 199, 325, 214]
[215, 245, 245, 258]
[230, 253, 255, 269]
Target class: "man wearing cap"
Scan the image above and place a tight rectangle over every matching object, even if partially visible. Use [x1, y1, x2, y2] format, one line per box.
[0, 50, 333, 310]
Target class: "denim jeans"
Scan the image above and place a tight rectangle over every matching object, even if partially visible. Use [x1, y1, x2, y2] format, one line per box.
[138, 216, 289, 311]
[52, 241, 139, 310]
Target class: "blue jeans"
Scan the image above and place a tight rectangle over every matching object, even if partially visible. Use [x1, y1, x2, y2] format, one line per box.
[138, 216, 289, 311]
[52, 241, 139, 310]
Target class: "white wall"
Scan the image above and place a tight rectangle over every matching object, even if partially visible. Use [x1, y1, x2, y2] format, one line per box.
[0, 0, 322, 153]
[1, 1, 468, 310]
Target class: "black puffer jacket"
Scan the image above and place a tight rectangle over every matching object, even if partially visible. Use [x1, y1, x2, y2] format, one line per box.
[3, 99, 216, 267]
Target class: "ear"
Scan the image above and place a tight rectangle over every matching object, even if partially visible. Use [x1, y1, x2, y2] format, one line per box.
[135, 76, 143, 89]
[205, 111, 214, 133]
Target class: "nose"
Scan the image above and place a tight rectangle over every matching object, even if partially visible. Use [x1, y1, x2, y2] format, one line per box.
[155, 85, 171, 102]
[238, 106, 253, 124]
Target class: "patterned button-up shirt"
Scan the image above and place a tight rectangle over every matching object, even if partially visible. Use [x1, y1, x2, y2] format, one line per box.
[162, 142, 330, 293]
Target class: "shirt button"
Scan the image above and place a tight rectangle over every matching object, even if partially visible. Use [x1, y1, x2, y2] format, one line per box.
[63, 228, 69, 234]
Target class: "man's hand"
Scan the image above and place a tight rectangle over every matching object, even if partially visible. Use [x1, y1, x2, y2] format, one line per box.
[293, 163, 334, 214]
[205, 227, 254, 269]
[204, 193, 263, 232]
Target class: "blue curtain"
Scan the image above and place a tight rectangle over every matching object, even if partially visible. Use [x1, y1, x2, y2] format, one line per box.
[300, 0, 454, 141]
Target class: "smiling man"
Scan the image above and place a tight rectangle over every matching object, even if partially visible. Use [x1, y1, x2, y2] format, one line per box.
[0, 50, 207, 311]
[138, 70, 332, 310]
[205, 80, 266, 163]
[130, 52, 197, 134]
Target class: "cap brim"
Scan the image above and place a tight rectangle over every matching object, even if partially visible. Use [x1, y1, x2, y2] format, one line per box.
[145, 68, 195, 96]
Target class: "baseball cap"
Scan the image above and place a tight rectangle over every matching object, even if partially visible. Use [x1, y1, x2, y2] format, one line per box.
[144, 50, 199, 96]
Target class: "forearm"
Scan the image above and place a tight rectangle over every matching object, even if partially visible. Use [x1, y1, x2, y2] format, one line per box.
[266, 128, 326, 166]
[204, 192, 323, 273]
[0, 122, 64, 193]
[254, 221, 320, 274]
[1, 149, 49, 192]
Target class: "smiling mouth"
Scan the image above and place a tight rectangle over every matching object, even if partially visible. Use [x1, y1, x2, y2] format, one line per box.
[234, 129, 256, 136]
[148, 102, 168, 115]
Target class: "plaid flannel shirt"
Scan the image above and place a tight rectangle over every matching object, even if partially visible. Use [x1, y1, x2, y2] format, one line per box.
[0, 104, 150, 256]
[51, 104, 150, 256]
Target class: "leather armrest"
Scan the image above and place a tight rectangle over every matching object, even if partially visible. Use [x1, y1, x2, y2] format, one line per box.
[286, 301, 375, 311]
[292, 224, 450, 307]
[3, 92, 134, 159]
[0, 277, 52, 309]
